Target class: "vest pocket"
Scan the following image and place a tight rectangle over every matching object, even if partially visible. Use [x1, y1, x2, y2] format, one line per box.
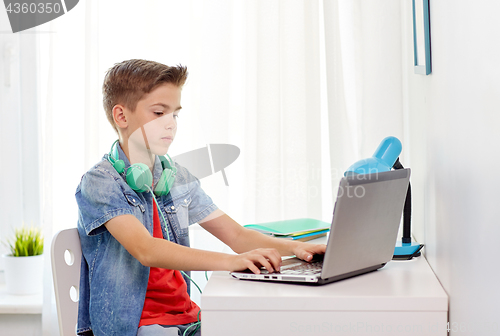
[124, 193, 145, 213]
[163, 195, 191, 239]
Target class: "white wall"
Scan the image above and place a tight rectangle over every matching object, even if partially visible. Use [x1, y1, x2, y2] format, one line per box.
[402, 0, 500, 334]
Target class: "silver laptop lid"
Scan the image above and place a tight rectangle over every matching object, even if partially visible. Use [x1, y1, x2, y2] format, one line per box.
[321, 169, 410, 279]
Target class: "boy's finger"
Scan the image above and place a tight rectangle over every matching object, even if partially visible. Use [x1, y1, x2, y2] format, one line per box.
[255, 255, 274, 273]
[302, 252, 313, 261]
[316, 244, 327, 253]
[265, 249, 282, 271]
[247, 262, 261, 274]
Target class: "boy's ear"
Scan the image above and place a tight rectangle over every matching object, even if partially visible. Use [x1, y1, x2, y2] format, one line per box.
[113, 105, 128, 129]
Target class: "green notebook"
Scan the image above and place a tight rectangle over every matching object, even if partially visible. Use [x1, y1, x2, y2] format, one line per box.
[244, 218, 330, 237]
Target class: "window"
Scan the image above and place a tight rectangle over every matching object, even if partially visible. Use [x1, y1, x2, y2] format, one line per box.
[0, 30, 41, 268]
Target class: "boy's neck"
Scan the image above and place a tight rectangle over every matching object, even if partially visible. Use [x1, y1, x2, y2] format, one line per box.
[119, 139, 156, 173]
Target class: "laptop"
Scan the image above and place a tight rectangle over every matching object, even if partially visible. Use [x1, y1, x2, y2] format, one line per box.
[230, 168, 410, 285]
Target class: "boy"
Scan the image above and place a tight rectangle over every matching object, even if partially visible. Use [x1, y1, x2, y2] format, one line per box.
[75, 59, 326, 336]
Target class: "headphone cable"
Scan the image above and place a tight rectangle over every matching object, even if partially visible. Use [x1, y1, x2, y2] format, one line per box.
[147, 186, 203, 336]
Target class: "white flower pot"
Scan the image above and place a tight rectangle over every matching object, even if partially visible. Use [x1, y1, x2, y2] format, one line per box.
[2, 254, 44, 295]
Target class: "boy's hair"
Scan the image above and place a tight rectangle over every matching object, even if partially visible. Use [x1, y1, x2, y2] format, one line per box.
[103, 59, 188, 133]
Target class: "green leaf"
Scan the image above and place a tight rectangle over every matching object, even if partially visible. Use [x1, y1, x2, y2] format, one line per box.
[3, 226, 44, 257]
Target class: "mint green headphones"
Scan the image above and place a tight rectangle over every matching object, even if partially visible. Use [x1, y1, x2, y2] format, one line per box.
[107, 140, 177, 196]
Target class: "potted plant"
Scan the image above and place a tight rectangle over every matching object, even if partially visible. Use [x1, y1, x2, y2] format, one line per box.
[2, 226, 44, 295]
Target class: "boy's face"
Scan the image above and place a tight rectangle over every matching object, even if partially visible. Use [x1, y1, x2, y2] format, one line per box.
[124, 83, 182, 158]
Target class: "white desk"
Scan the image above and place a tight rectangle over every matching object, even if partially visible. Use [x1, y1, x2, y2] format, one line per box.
[201, 256, 448, 336]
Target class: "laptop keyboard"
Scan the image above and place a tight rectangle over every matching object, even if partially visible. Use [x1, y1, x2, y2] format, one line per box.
[279, 260, 323, 275]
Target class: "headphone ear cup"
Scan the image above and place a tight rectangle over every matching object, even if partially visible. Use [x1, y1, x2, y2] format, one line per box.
[126, 163, 152, 193]
[154, 168, 175, 196]
[113, 159, 126, 174]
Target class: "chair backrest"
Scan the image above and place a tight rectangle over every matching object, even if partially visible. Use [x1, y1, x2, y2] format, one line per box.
[51, 228, 82, 336]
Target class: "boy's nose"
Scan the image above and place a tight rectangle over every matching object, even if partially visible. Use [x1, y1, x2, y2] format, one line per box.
[165, 113, 177, 130]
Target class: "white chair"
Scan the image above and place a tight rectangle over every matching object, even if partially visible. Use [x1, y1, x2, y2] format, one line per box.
[51, 228, 82, 336]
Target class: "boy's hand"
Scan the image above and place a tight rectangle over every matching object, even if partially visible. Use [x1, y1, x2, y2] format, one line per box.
[291, 242, 327, 262]
[228, 248, 282, 274]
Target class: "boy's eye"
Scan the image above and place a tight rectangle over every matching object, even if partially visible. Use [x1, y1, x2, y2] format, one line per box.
[154, 111, 179, 119]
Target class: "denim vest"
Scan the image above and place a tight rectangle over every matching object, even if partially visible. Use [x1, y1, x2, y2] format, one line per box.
[75, 145, 218, 336]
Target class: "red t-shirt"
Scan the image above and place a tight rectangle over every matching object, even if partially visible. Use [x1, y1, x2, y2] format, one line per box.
[139, 200, 200, 327]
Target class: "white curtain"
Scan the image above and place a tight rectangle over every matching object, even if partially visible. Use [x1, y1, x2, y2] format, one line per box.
[322, 0, 405, 189]
[39, 0, 404, 334]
